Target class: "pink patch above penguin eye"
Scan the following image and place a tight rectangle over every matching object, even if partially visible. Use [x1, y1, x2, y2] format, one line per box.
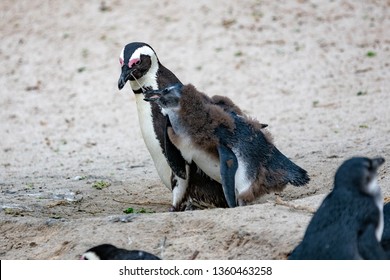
[119, 58, 124, 66]
[128, 58, 140, 68]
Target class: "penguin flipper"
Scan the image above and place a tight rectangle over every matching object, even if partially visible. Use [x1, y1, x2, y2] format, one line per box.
[217, 144, 238, 208]
[358, 223, 387, 260]
[164, 117, 187, 180]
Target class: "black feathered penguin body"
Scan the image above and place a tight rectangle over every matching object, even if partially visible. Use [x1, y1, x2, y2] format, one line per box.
[118, 42, 229, 210]
[289, 157, 386, 260]
[381, 202, 390, 258]
[211, 112, 310, 206]
[81, 244, 160, 260]
[144, 84, 310, 207]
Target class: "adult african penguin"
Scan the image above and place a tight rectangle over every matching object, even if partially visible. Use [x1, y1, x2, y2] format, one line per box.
[143, 84, 310, 207]
[81, 244, 160, 260]
[289, 157, 387, 260]
[118, 42, 228, 210]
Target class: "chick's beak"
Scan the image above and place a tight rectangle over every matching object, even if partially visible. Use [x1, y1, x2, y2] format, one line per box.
[143, 88, 163, 102]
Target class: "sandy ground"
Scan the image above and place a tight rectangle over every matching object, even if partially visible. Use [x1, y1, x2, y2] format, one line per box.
[1, 0, 389, 260]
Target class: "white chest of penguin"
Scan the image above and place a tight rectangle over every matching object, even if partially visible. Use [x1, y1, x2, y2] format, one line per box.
[167, 128, 253, 198]
[177, 134, 221, 182]
[165, 111, 220, 181]
[135, 94, 172, 188]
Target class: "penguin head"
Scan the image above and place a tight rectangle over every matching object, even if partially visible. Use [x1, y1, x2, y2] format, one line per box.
[334, 157, 385, 196]
[118, 42, 159, 90]
[80, 244, 117, 260]
[143, 84, 182, 112]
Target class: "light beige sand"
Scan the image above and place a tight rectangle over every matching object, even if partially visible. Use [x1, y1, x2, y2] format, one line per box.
[1, 0, 389, 259]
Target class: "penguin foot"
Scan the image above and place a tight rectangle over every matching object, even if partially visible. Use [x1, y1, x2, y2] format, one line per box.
[238, 199, 247, 206]
[169, 205, 177, 212]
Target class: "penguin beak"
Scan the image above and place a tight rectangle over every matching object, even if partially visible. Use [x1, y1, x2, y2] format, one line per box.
[143, 90, 161, 102]
[118, 67, 131, 90]
[371, 157, 385, 170]
[257, 123, 268, 129]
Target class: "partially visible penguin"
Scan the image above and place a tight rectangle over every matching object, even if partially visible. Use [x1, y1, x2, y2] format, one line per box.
[143, 84, 310, 207]
[81, 244, 161, 260]
[118, 42, 229, 210]
[381, 202, 390, 258]
[289, 157, 387, 260]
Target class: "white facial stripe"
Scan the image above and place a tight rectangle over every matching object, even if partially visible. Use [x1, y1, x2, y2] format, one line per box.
[366, 177, 384, 241]
[119, 47, 125, 63]
[81, 252, 100, 260]
[366, 177, 380, 195]
[130, 45, 156, 61]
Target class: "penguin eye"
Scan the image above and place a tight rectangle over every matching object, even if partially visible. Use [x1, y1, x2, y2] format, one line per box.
[128, 58, 141, 68]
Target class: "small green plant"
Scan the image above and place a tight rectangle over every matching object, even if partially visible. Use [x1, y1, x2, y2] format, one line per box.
[234, 51, 243, 57]
[51, 215, 62, 219]
[357, 91, 367, 96]
[77, 67, 86, 73]
[137, 208, 155, 214]
[92, 181, 111, 190]
[4, 208, 15, 215]
[123, 207, 134, 214]
[4, 208, 22, 216]
[366, 51, 376, 57]
[123, 207, 155, 214]
[82, 49, 89, 59]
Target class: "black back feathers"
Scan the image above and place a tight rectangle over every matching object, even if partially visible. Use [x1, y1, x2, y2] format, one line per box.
[289, 157, 386, 260]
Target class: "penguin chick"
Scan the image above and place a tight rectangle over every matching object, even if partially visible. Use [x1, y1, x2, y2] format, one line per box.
[81, 244, 161, 260]
[143, 84, 310, 207]
[211, 95, 268, 129]
[289, 157, 386, 260]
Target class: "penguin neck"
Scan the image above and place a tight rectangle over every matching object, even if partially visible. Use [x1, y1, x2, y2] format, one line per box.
[367, 177, 384, 241]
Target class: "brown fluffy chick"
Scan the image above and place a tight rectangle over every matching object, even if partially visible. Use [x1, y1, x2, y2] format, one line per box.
[144, 84, 310, 207]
